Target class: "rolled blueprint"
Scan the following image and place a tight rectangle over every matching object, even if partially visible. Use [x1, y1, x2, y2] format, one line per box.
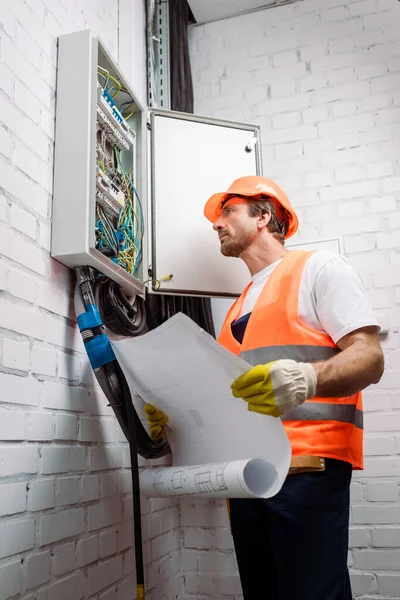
[140, 459, 278, 499]
[111, 313, 291, 499]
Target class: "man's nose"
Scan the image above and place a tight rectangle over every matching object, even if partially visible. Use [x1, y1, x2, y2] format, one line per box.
[213, 217, 223, 231]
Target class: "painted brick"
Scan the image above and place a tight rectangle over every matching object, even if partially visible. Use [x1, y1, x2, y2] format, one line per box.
[37, 571, 85, 600]
[0, 195, 8, 223]
[101, 473, 117, 498]
[81, 474, 100, 503]
[272, 111, 302, 130]
[58, 351, 80, 380]
[0, 519, 35, 558]
[117, 520, 133, 552]
[0, 482, 27, 516]
[337, 200, 365, 218]
[78, 535, 99, 566]
[87, 556, 123, 596]
[15, 81, 41, 124]
[8, 268, 36, 302]
[26, 551, 51, 589]
[11, 203, 37, 239]
[377, 232, 400, 250]
[0, 561, 22, 600]
[2, 337, 30, 371]
[89, 446, 124, 471]
[272, 49, 298, 67]
[367, 481, 399, 502]
[351, 482, 365, 502]
[320, 180, 378, 202]
[0, 127, 12, 159]
[31, 345, 57, 376]
[53, 541, 76, 576]
[56, 476, 80, 507]
[37, 281, 67, 316]
[99, 529, 117, 558]
[29, 411, 53, 441]
[0, 227, 46, 276]
[344, 235, 375, 254]
[349, 528, 370, 547]
[43, 382, 89, 412]
[0, 61, 14, 97]
[29, 478, 55, 512]
[0, 407, 26, 440]
[88, 497, 122, 532]
[55, 413, 77, 440]
[334, 165, 365, 183]
[275, 141, 303, 160]
[377, 574, 400, 597]
[0, 445, 38, 476]
[353, 549, 400, 570]
[349, 572, 376, 595]
[42, 446, 86, 474]
[184, 528, 213, 550]
[40, 508, 85, 545]
[0, 2, 158, 599]
[369, 196, 396, 214]
[364, 413, 400, 432]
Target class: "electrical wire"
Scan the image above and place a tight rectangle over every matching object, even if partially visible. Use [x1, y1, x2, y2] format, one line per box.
[124, 105, 136, 119]
[115, 148, 144, 275]
[98, 66, 122, 97]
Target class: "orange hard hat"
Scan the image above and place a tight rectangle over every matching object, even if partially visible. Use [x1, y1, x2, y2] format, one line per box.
[204, 175, 299, 239]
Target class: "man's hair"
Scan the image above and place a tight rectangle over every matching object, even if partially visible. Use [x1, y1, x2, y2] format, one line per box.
[223, 194, 287, 245]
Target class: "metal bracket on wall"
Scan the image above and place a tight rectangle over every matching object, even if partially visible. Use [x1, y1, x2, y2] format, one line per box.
[147, 0, 171, 109]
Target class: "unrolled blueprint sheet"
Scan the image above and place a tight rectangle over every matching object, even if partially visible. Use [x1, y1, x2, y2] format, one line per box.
[110, 313, 291, 499]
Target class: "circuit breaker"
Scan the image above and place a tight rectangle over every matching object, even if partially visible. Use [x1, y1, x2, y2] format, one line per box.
[52, 31, 262, 298]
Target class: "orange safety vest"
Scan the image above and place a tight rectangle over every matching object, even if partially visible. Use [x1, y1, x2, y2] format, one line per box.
[218, 250, 363, 470]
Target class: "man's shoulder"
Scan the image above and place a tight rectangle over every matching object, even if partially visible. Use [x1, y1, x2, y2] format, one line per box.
[305, 250, 352, 277]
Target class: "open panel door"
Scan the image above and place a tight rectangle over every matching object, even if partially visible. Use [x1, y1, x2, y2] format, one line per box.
[148, 110, 262, 297]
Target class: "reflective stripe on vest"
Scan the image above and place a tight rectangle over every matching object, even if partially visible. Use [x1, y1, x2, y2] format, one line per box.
[281, 402, 363, 430]
[240, 344, 340, 365]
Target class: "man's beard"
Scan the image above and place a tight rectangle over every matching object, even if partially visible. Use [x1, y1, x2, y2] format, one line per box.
[219, 231, 255, 257]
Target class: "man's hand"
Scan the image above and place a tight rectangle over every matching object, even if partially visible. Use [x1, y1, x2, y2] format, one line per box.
[143, 404, 168, 440]
[231, 359, 317, 417]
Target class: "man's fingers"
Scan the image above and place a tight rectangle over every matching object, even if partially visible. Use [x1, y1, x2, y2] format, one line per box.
[231, 365, 266, 391]
[248, 403, 282, 418]
[150, 425, 163, 440]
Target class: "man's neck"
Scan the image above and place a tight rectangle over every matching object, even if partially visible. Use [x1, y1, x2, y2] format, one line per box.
[240, 239, 288, 276]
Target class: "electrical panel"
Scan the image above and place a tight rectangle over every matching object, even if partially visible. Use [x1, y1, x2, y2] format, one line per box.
[52, 30, 146, 296]
[52, 31, 262, 298]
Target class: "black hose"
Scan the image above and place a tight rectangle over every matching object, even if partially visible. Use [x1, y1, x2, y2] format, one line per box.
[75, 267, 171, 600]
[94, 277, 147, 336]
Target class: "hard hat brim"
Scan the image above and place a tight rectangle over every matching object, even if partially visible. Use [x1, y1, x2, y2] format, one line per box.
[204, 189, 298, 240]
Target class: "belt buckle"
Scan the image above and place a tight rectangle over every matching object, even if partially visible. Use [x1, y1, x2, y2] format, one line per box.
[289, 456, 326, 474]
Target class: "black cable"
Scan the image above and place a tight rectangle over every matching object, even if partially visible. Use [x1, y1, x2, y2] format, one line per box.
[75, 268, 170, 459]
[75, 267, 171, 600]
[94, 277, 147, 336]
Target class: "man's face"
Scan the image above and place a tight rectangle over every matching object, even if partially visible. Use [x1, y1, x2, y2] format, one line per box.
[212, 198, 258, 257]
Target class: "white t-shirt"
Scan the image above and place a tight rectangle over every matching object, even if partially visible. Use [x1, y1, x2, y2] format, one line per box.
[239, 250, 380, 344]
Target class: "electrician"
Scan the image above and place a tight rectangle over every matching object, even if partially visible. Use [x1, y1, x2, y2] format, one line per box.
[146, 176, 384, 600]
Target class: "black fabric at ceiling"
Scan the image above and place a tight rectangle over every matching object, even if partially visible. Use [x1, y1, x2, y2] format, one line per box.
[145, 0, 216, 338]
[169, 0, 194, 113]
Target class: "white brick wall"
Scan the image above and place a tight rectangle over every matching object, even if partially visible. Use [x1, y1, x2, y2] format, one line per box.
[0, 1, 182, 599]
[189, 0, 400, 598]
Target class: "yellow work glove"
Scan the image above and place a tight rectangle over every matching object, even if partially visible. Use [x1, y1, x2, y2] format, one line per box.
[143, 403, 169, 440]
[231, 359, 317, 417]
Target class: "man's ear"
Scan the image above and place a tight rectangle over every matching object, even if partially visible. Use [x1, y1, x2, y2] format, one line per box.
[257, 210, 272, 230]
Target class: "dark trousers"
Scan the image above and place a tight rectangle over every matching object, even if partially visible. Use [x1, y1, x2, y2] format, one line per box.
[229, 459, 353, 600]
